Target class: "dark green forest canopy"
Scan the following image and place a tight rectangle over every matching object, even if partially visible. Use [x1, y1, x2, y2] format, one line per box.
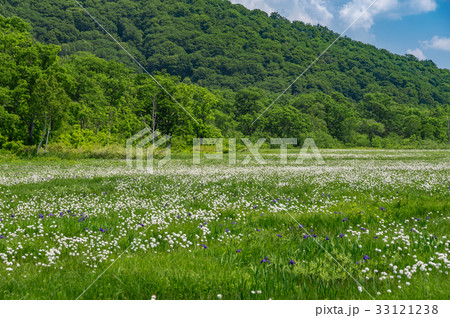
[0, 0, 449, 151]
[1, 0, 449, 106]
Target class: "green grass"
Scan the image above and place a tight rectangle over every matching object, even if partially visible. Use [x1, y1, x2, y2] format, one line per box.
[0, 149, 448, 299]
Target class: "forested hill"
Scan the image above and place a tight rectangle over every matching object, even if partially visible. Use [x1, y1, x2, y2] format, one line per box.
[0, 1, 449, 152]
[1, 0, 449, 108]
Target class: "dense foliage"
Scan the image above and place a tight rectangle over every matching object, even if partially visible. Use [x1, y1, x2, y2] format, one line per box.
[0, 0, 449, 152]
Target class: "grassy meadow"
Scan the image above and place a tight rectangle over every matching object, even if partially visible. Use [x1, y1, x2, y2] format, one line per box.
[0, 149, 449, 300]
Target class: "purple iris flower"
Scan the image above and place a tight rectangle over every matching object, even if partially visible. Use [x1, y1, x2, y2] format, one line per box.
[380, 206, 386, 211]
[232, 221, 237, 225]
[260, 257, 270, 264]
[201, 244, 207, 249]
[299, 224, 303, 229]
[343, 218, 349, 222]
[236, 249, 242, 253]
[339, 233, 345, 238]
[325, 236, 329, 240]
[39, 213, 44, 219]
[313, 234, 317, 238]
[361, 227, 366, 231]
[276, 234, 282, 238]
[374, 236, 378, 239]
[303, 234, 308, 239]
[59, 212, 64, 216]
[253, 205, 258, 209]
[255, 228, 260, 232]
[139, 223, 144, 227]
[363, 255, 370, 260]
[225, 229, 229, 233]
[100, 228, 106, 233]
[48, 213, 54, 217]
[11, 214, 14, 218]
[0, 234, 4, 239]
[289, 259, 296, 265]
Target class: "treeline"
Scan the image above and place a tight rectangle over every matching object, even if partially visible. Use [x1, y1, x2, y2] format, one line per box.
[0, 13, 449, 152]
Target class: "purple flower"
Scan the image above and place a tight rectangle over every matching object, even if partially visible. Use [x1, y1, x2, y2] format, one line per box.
[343, 218, 349, 222]
[100, 228, 106, 233]
[0, 234, 4, 239]
[380, 206, 386, 211]
[225, 229, 229, 233]
[313, 234, 317, 238]
[325, 236, 329, 240]
[39, 213, 44, 219]
[11, 214, 14, 218]
[339, 233, 345, 238]
[139, 223, 144, 227]
[253, 205, 258, 209]
[201, 244, 207, 249]
[255, 228, 260, 232]
[303, 234, 308, 239]
[374, 236, 378, 239]
[260, 256, 270, 264]
[236, 249, 242, 253]
[361, 227, 366, 231]
[276, 234, 282, 238]
[298, 224, 303, 229]
[289, 259, 296, 265]
[363, 255, 370, 260]
[59, 212, 64, 216]
[232, 221, 237, 225]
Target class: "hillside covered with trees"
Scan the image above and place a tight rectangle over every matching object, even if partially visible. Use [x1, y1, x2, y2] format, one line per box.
[0, 0, 449, 153]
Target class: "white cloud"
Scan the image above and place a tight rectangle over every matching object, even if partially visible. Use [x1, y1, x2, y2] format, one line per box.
[339, 0, 398, 30]
[406, 48, 426, 60]
[409, 0, 437, 12]
[231, 0, 438, 32]
[229, 0, 275, 15]
[421, 36, 450, 51]
[230, 0, 333, 26]
[288, 0, 334, 26]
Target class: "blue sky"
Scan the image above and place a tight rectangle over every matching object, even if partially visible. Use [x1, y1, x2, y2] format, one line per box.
[230, 0, 450, 69]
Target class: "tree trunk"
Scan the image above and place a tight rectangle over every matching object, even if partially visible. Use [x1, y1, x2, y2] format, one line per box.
[37, 114, 47, 155]
[44, 120, 51, 154]
[152, 95, 157, 145]
[28, 115, 36, 144]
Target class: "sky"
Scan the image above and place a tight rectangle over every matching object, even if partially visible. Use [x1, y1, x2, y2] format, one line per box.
[230, 0, 450, 69]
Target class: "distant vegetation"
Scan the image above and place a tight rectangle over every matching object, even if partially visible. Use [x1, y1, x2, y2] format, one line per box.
[0, 0, 449, 154]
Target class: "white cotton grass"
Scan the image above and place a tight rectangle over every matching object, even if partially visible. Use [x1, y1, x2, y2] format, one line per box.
[0, 152, 448, 298]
